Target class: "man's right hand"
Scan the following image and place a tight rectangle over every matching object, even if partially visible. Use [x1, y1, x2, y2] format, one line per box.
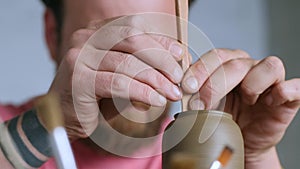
[48, 15, 185, 141]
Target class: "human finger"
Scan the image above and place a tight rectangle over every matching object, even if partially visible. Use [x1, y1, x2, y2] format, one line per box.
[239, 56, 285, 105]
[85, 15, 189, 83]
[149, 34, 186, 61]
[90, 15, 184, 61]
[79, 47, 182, 101]
[89, 26, 183, 84]
[189, 58, 255, 110]
[263, 78, 300, 107]
[95, 71, 167, 107]
[182, 49, 251, 94]
[70, 29, 96, 48]
[88, 16, 185, 60]
[87, 16, 123, 30]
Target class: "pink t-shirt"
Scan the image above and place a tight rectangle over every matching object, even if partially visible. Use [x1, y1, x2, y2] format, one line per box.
[0, 102, 166, 169]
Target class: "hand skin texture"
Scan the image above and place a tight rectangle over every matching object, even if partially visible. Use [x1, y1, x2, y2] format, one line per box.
[1, 0, 296, 168]
[181, 48, 300, 169]
[44, 10, 299, 169]
[48, 15, 185, 141]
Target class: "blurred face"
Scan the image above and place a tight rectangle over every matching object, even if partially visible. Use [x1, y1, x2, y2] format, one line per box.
[56, 0, 176, 64]
[47, 0, 177, 153]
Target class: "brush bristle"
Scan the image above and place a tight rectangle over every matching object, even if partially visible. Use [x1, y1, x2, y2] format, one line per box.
[217, 146, 234, 167]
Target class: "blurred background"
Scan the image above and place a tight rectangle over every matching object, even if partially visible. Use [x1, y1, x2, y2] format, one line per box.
[0, 0, 299, 168]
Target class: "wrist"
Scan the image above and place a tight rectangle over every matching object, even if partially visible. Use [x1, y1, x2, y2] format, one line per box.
[245, 147, 282, 169]
[0, 109, 52, 168]
[36, 94, 83, 142]
[38, 108, 89, 142]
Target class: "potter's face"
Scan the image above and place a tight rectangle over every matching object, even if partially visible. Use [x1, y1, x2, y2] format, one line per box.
[50, 0, 176, 145]
[56, 0, 176, 64]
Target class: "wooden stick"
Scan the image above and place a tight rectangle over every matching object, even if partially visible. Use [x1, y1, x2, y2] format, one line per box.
[176, 0, 190, 112]
[175, 0, 189, 61]
[36, 93, 77, 169]
[36, 93, 64, 132]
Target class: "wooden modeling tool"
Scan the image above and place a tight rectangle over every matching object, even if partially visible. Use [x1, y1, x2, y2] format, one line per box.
[36, 93, 77, 169]
[176, 0, 191, 112]
[209, 146, 234, 169]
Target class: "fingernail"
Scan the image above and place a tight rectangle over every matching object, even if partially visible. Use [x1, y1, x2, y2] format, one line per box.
[264, 94, 273, 106]
[170, 43, 183, 60]
[185, 77, 198, 91]
[173, 86, 182, 98]
[158, 94, 167, 106]
[190, 99, 205, 110]
[174, 67, 183, 82]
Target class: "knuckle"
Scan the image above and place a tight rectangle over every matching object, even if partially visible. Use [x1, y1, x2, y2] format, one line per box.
[211, 48, 230, 56]
[121, 26, 143, 43]
[71, 29, 92, 45]
[71, 29, 86, 40]
[111, 76, 128, 92]
[202, 81, 219, 101]
[233, 49, 251, 58]
[111, 52, 130, 64]
[115, 53, 132, 68]
[136, 68, 166, 90]
[211, 48, 251, 62]
[123, 53, 135, 64]
[194, 62, 209, 77]
[121, 54, 136, 70]
[227, 59, 245, 71]
[87, 20, 103, 29]
[275, 84, 289, 100]
[208, 48, 229, 62]
[213, 48, 227, 55]
[88, 20, 97, 27]
[65, 48, 81, 66]
[127, 15, 144, 28]
[156, 36, 173, 49]
[240, 83, 257, 97]
[64, 48, 82, 85]
[96, 73, 110, 97]
[152, 72, 166, 86]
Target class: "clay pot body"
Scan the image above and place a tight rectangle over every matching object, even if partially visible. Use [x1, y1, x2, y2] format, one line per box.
[162, 110, 244, 169]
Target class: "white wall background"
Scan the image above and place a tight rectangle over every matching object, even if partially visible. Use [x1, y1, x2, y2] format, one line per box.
[0, 0, 54, 104]
[190, 0, 269, 59]
[0, 0, 299, 168]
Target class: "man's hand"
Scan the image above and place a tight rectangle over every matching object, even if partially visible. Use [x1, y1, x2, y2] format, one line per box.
[182, 48, 300, 169]
[48, 15, 185, 141]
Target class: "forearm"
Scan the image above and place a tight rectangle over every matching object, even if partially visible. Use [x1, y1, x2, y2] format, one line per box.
[0, 109, 52, 169]
[245, 147, 282, 169]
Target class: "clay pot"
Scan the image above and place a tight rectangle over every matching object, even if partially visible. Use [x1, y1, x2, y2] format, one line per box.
[162, 110, 244, 169]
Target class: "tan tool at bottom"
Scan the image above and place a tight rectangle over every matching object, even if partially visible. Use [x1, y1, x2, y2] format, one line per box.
[36, 93, 77, 169]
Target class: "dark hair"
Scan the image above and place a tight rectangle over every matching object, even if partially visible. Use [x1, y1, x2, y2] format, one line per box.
[40, 0, 63, 37]
[189, 0, 196, 5]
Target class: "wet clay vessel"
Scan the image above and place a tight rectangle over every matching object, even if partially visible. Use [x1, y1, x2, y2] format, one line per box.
[162, 110, 244, 169]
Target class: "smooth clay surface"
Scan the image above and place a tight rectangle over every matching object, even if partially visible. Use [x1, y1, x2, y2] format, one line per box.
[162, 110, 244, 169]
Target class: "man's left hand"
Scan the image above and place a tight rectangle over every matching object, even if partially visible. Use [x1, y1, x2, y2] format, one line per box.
[181, 48, 300, 169]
